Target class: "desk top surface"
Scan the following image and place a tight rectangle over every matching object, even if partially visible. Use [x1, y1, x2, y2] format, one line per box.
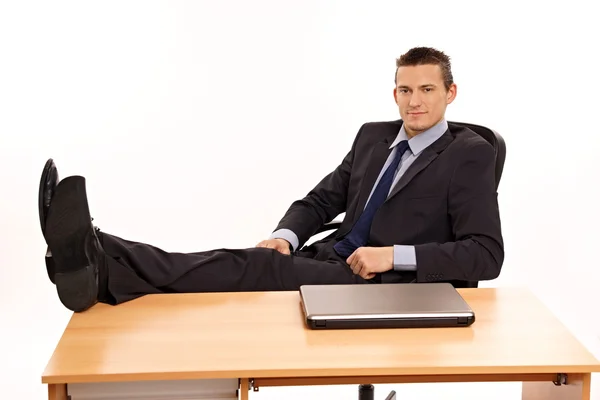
[42, 287, 600, 384]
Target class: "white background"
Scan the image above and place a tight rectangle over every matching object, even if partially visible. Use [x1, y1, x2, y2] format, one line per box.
[1, 1, 599, 399]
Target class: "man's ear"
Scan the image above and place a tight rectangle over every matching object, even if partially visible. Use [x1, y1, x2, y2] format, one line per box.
[446, 83, 457, 104]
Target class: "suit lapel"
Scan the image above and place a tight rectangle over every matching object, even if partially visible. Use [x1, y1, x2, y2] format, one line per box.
[386, 130, 454, 201]
[354, 141, 393, 220]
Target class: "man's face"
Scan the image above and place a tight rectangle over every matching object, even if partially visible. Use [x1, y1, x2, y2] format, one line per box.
[394, 64, 457, 137]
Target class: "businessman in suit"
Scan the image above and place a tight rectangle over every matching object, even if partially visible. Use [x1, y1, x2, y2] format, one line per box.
[39, 47, 504, 312]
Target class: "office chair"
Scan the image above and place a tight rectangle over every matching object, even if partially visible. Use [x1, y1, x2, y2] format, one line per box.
[301, 121, 506, 400]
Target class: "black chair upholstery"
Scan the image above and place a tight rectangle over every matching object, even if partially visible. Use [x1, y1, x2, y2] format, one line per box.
[454, 121, 506, 190]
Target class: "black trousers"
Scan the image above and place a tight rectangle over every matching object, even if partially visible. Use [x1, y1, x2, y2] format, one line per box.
[98, 232, 375, 305]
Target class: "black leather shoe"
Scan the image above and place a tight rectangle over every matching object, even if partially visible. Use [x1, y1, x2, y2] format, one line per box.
[45, 176, 103, 312]
[39, 159, 59, 284]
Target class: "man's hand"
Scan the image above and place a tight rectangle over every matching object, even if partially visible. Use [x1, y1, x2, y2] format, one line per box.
[256, 238, 292, 255]
[347, 247, 394, 280]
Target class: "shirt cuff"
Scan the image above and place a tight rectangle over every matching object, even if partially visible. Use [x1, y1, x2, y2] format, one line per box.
[393, 245, 417, 271]
[269, 229, 299, 252]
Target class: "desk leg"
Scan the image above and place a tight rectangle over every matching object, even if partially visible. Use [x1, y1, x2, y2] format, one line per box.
[239, 378, 250, 400]
[522, 373, 591, 400]
[48, 384, 67, 400]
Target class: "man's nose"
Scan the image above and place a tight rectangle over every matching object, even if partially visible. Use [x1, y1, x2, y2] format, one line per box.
[409, 93, 422, 107]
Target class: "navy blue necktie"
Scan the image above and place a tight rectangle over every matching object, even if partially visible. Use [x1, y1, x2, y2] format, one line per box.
[334, 140, 410, 258]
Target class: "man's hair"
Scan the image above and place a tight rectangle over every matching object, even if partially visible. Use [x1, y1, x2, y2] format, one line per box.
[395, 47, 454, 91]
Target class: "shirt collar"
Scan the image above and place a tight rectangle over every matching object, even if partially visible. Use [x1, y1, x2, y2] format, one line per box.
[389, 118, 448, 155]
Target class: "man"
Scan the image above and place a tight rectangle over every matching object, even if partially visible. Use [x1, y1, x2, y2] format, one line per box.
[39, 47, 504, 313]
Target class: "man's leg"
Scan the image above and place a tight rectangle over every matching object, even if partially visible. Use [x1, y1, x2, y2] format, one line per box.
[42, 173, 368, 312]
[100, 231, 367, 306]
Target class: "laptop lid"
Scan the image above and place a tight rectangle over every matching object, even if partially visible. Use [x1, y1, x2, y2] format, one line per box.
[299, 282, 475, 329]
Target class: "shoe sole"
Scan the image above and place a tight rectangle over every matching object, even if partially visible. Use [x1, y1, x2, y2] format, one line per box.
[45, 176, 98, 312]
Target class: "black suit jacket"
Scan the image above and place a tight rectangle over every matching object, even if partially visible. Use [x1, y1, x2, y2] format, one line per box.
[274, 120, 504, 285]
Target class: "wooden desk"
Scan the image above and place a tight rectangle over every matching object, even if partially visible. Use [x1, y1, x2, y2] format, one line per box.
[43, 288, 600, 400]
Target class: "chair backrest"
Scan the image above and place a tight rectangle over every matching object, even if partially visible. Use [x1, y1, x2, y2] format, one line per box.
[447, 122, 506, 289]
[450, 121, 506, 190]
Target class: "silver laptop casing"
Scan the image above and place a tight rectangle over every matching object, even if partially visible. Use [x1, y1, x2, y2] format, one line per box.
[300, 282, 475, 329]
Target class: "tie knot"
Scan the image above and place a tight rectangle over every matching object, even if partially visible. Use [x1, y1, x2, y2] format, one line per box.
[394, 140, 410, 161]
[397, 140, 410, 153]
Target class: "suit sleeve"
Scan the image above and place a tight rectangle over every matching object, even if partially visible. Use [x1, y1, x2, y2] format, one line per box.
[273, 124, 365, 249]
[413, 141, 504, 282]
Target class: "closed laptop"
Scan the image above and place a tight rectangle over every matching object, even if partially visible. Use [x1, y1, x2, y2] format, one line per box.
[300, 282, 475, 329]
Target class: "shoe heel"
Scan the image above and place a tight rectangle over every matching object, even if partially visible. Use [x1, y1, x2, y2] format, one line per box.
[55, 266, 98, 312]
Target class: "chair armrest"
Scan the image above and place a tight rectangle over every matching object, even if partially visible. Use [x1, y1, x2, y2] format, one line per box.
[314, 220, 342, 235]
